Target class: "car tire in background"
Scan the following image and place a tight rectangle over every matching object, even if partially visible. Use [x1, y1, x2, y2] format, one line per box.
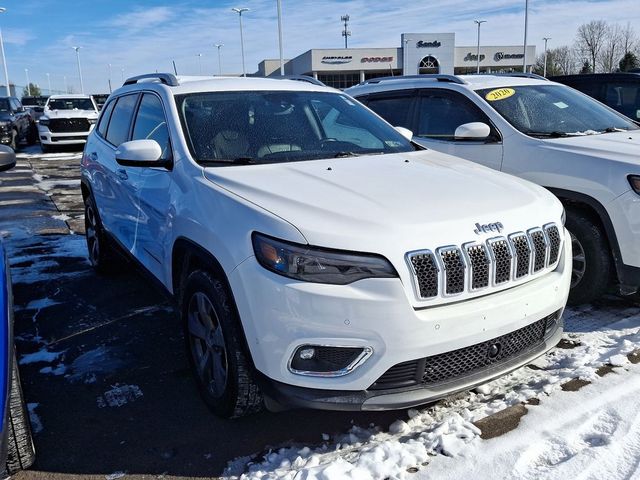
[566, 209, 612, 305]
[84, 194, 123, 274]
[40, 144, 53, 154]
[8, 131, 17, 152]
[182, 270, 263, 418]
[5, 357, 35, 474]
[26, 124, 38, 146]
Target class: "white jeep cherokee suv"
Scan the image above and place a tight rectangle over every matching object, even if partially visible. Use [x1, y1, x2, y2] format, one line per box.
[346, 74, 640, 305]
[39, 95, 99, 152]
[80, 73, 570, 417]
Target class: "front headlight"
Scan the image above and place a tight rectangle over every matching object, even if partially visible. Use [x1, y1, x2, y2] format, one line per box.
[252, 232, 398, 285]
[628, 175, 640, 195]
[88, 118, 97, 125]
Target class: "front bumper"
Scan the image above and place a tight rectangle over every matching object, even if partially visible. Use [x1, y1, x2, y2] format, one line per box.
[229, 228, 571, 408]
[38, 126, 91, 146]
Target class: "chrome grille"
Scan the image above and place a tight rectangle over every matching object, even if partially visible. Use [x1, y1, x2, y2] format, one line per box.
[545, 224, 561, 265]
[407, 223, 562, 301]
[465, 243, 490, 290]
[409, 252, 439, 299]
[489, 238, 512, 284]
[529, 229, 548, 273]
[510, 233, 531, 279]
[439, 247, 465, 295]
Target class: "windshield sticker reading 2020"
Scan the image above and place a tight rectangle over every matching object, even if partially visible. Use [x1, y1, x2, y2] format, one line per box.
[485, 88, 515, 101]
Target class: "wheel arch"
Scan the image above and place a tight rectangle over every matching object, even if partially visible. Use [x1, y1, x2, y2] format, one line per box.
[546, 187, 621, 281]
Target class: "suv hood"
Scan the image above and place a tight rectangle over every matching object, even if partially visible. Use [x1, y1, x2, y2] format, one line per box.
[541, 130, 640, 166]
[204, 150, 562, 253]
[44, 109, 98, 119]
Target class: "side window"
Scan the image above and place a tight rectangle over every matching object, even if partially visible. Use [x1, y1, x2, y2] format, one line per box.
[365, 94, 414, 129]
[417, 90, 495, 141]
[9, 99, 19, 112]
[132, 94, 171, 159]
[105, 94, 139, 147]
[97, 100, 116, 138]
[603, 82, 640, 120]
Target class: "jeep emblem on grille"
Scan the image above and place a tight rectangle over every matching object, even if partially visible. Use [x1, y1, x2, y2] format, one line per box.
[474, 222, 504, 235]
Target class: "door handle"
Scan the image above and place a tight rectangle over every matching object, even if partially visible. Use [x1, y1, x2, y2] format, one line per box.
[116, 169, 128, 181]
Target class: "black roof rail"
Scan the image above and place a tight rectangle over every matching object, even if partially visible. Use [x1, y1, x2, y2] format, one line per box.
[360, 74, 467, 85]
[123, 73, 179, 87]
[473, 72, 549, 81]
[277, 75, 326, 87]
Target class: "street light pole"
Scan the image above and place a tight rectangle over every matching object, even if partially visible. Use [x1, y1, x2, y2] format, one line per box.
[474, 20, 486, 74]
[522, 0, 529, 72]
[214, 44, 223, 75]
[197, 53, 202, 74]
[276, 0, 284, 76]
[63, 75, 67, 94]
[543, 37, 551, 77]
[108, 63, 112, 93]
[72, 46, 84, 94]
[231, 7, 249, 77]
[46, 72, 51, 94]
[24, 68, 29, 95]
[0, 8, 10, 96]
[403, 38, 410, 75]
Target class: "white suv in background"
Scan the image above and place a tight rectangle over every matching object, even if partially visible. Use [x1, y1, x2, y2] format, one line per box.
[38, 95, 99, 152]
[80, 73, 570, 418]
[347, 75, 640, 304]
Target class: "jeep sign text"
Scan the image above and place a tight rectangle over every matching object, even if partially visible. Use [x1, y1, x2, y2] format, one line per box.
[474, 222, 504, 234]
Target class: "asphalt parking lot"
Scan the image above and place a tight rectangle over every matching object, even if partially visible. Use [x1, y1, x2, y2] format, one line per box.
[1, 146, 639, 479]
[1, 146, 407, 479]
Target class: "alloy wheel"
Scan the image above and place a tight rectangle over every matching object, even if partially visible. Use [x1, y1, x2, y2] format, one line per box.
[570, 232, 586, 289]
[85, 203, 100, 266]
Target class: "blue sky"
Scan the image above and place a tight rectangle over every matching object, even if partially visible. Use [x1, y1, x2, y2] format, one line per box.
[1, 0, 638, 94]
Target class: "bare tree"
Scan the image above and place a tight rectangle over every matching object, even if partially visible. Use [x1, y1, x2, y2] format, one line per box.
[620, 22, 637, 54]
[575, 20, 608, 73]
[600, 24, 624, 72]
[532, 46, 578, 76]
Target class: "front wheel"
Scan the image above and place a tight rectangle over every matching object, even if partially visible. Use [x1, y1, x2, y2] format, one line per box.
[566, 210, 611, 305]
[26, 124, 38, 146]
[84, 195, 122, 274]
[182, 270, 262, 418]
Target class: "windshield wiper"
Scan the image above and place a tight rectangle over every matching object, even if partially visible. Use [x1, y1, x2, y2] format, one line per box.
[603, 127, 627, 133]
[333, 151, 361, 158]
[199, 157, 255, 165]
[524, 131, 569, 138]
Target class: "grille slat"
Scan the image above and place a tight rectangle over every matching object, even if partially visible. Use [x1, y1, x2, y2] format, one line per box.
[407, 223, 562, 301]
[439, 247, 465, 295]
[465, 244, 490, 290]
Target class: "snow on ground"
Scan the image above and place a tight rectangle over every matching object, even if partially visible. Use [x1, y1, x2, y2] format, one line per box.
[19, 347, 65, 365]
[27, 403, 44, 434]
[97, 384, 143, 408]
[225, 303, 640, 480]
[427, 363, 640, 480]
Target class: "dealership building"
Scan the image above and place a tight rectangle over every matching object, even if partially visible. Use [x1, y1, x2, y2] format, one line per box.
[256, 33, 536, 89]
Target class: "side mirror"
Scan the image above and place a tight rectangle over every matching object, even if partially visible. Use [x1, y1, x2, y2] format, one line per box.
[115, 140, 164, 167]
[394, 126, 414, 141]
[0, 145, 16, 171]
[454, 122, 491, 140]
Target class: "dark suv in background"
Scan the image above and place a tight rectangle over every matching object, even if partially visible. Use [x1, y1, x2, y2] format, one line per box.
[0, 97, 37, 151]
[550, 73, 640, 122]
[21, 96, 49, 124]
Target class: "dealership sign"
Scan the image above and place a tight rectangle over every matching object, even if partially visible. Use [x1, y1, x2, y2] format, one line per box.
[463, 53, 486, 62]
[494, 52, 525, 61]
[361, 56, 394, 63]
[416, 40, 441, 48]
[321, 56, 353, 64]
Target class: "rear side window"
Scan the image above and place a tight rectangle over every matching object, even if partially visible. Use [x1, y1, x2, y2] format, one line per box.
[132, 94, 171, 159]
[105, 94, 139, 147]
[97, 100, 116, 138]
[603, 82, 640, 121]
[364, 95, 414, 129]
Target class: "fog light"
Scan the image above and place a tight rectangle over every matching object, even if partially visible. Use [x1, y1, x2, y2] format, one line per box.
[299, 348, 315, 360]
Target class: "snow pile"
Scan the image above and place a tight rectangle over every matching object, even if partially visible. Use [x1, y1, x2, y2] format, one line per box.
[226, 302, 640, 479]
[19, 347, 65, 365]
[97, 384, 143, 408]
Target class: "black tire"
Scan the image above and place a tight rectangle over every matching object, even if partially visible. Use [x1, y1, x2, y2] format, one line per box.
[9, 130, 17, 152]
[566, 209, 612, 305]
[84, 194, 123, 274]
[182, 270, 262, 418]
[26, 123, 38, 146]
[5, 357, 35, 474]
[41, 144, 54, 154]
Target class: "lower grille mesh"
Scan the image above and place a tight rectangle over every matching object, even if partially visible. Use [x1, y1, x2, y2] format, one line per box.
[370, 310, 560, 391]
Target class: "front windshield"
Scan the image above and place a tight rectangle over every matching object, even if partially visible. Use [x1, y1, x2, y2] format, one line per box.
[176, 90, 415, 165]
[476, 84, 638, 137]
[47, 98, 96, 111]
